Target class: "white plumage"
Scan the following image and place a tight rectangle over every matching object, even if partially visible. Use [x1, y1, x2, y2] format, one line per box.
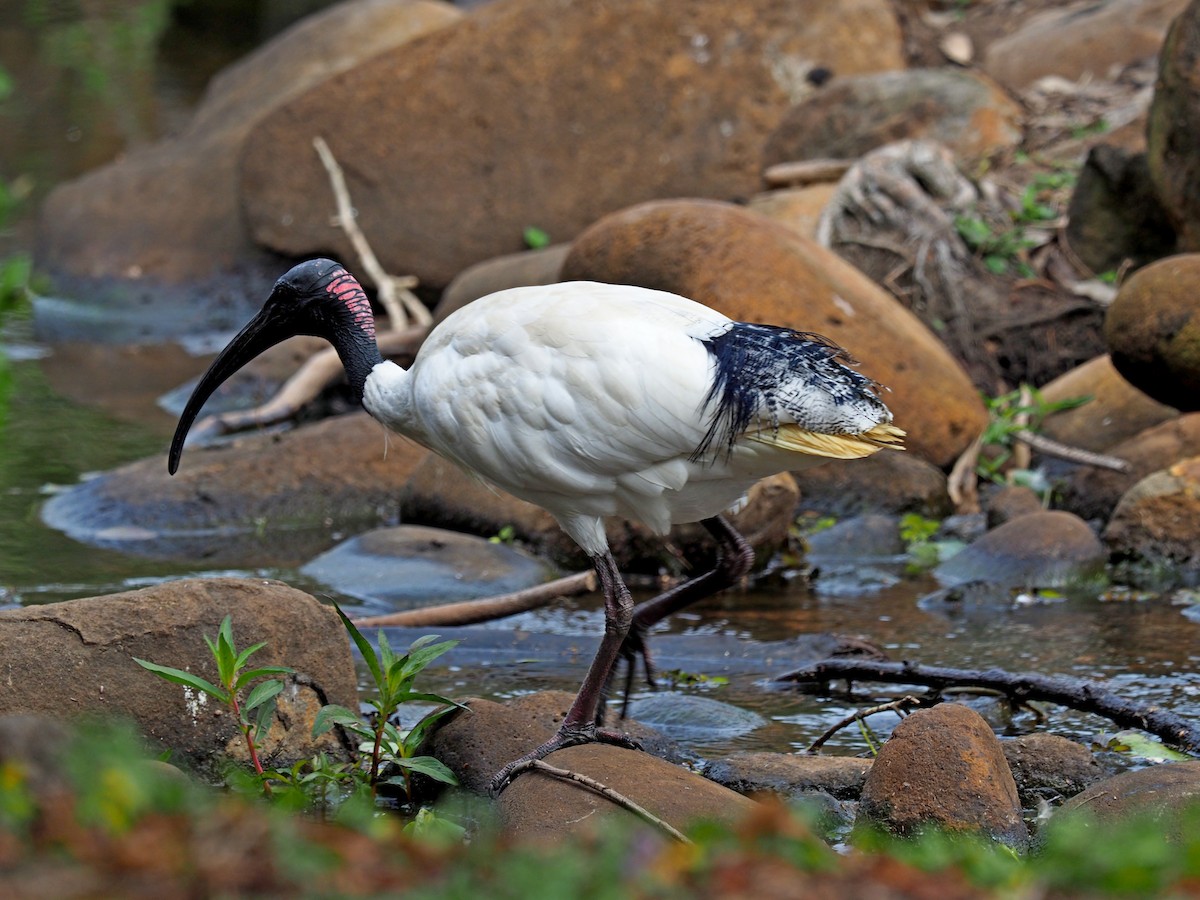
[169, 260, 903, 793]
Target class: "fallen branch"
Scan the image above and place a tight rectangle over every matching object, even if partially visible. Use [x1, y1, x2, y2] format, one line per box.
[350, 571, 596, 629]
[777, 658, 1200, 755]
[805, 695, 930, 754]
[1015, 429, 1130, 472]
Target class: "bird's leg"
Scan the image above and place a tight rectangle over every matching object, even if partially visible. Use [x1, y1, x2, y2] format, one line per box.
[488, 551, 641, 796]
[610, 515, 754, 719]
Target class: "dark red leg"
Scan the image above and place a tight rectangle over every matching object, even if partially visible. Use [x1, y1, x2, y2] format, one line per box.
[488, 551, 641, 795]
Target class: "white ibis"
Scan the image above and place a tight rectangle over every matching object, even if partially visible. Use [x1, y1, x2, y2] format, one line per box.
[169, 258, 903, 793]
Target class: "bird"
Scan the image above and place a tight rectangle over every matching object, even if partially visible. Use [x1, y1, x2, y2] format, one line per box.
[169, 258, 904, 794]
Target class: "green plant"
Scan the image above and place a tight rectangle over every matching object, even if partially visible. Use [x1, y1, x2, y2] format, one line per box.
[523, 225, 551, 249]
[313, 607, 464, 803]
[977, 386, 1090, 489]
[898, 513, 956, 571]
[134, 615, 293, 794]
[488, 524, 517, 544]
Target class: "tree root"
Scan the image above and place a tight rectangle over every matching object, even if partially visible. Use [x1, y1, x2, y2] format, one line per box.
[777, 658, 1200, 755]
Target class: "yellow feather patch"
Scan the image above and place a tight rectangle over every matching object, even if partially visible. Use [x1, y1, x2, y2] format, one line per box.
[746, 422, 906, 459]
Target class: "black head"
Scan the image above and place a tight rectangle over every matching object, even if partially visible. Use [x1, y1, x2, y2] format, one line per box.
[167, 258, 382, 475]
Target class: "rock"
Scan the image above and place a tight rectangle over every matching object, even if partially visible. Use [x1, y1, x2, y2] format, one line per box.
[748, 184, 839, 242]
[1049, 760, 1200, 842]
[1000, 734, 1103, 806]
[1065, 145, 1178, 274]
[0, 578, 358, 777]
[982, 486, 1043, 530]
[41, 411, 428, 567]
[792, 451, 953, 520]
[623, 694, 767, 744]
[1059, 413, 1200, 521]
[805, 514, 905, 560]
[300, 524, 553, 607]
[856, 703, 1028, 849]
[1104, 254, 1200, 411]
[762, 68, 1022, 168]
[561, 199, 986, 467]
[703, 751, 872, 801]
[982, 0, 1186, 92]
[433, 244, 570, 325]
[933, 510, 1105, 589]
[241, 0, 904, 287]
[1149, 1, 1200, 250]
[1103, 456, 1200, 577]
[1039, 354, 1178, 454]
[401, 453, 799, 572]
[34, 0, 462, 292]
[421, 691, 680, 796]
[498, 743, 758, 842]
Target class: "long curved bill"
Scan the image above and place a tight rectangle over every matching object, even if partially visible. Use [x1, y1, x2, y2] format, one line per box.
[168, 305, 294, 475]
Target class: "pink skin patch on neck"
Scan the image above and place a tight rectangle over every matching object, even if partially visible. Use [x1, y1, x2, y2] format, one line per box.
[326, 268, 376, 340]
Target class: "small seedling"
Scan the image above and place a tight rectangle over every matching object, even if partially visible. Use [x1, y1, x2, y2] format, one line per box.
[313, 606, 465, 802]
[134, 615, 293, 794]
[977, 386, 1090, 491]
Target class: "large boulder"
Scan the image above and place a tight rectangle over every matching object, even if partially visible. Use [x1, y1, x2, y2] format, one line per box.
[1104, 455, 1200, 577]
[561, 199, 986, 467]
[1149, 0, 1200, 250]
[35, 0, 462, 290]
[240, 0, 904, 287]
[0, 579, 357, 777]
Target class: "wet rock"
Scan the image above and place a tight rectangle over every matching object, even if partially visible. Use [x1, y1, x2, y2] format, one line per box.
[401, 453, 798, 572]
[805, 514, 905, 560]
[703, 751, 872, 802]
[982, 0, 1185, 92]
[1039, 354, 1177, 454]
[498, 743, 758, 842]
[1065, 145, 1178, 274]
[762, 68, 1021, 168]
[562, 199, 986, 467]
[1149, 1, 1200, 250]
[623, 694, 766, 744]
[241, 0, 904, 288]
[1001, 734, 1103, 806]
[1104, 254, 1200, 411]
[35, 0, 461, 289]
[421, 691, 680, 796]
[983, 485, 1045, 529]
[433, 245, 570, 325]
[1103, 456, 1200, 578]
[1059, 413, 1200, 521]
[933, 510, 1105, 589]
[856, 703, 1028, 849]
[300, 524, 553, 607]
[0, 578, 357, 778]
[1048, 760, 1200, 842]
[41, 411, 428, 567]
[792, 451, 954, 520]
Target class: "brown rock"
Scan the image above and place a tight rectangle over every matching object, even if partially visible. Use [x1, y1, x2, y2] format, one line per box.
[41, 411, 429, 568]
[856, 703, 1028, 848]
[703, 751, 872, 801]
[0, 579, 357, 777]
[1104, 254, 1200, 411]
[762, 68, 1021, 168]
[983, 0, 1186, 92]
[241, 0, 904, 287]
[933, 510, 1104, 588]
[1039, 354, 1177, 454]
[1051, 760, 1200, 841]
[1149, 1, 1200, 250]
[748, 184, 839, 242]
[792, 450, 953, 519]
[1060, 412, 1200, 521]
[561, 199, 987, 467]
[983, 485, 1044, 529]
[434, 245, 570, 325]
[1103, 455, 1200, 574]
[35, 0, 462, 285]
[1001, 734, 1102, 804]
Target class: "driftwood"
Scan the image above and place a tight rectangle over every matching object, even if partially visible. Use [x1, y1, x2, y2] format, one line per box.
[350, 571, 597, 629]
[776, 658, 1200, 755]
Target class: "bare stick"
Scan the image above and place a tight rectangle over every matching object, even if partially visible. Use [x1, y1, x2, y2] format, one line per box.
[947, 432, 982, 514]
[777, 658, 1200, 754]
[312, 136, 431, 329]
[510, 758, 692, 844]
[1014, 429, 1130, 472]
[351, 571, 597, 629]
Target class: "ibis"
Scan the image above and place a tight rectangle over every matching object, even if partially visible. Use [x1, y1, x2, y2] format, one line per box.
[169, 258, 904, 793]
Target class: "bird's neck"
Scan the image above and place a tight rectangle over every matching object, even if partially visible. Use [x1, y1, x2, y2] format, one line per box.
[331, 330, 386, 407]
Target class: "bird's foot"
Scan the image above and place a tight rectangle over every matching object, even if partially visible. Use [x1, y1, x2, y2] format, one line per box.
[487, 722, 641, 797]
[615, 623, 659, 719]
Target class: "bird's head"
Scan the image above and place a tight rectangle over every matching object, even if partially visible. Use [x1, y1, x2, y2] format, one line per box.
[168, 258, 382, 475]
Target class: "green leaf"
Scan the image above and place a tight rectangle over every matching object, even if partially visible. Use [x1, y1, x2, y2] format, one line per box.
[233, 665, 294, 691]
[233, 640, 268, 673]
[312, 704, 366, 737]
[385, 755, 459, 786]
[334, 604, 383, 689]
[402, 704, 464, 753]
[133, 658, 226, 702]
[523, 226, 550, 249]
[243, 679, 284, 712]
